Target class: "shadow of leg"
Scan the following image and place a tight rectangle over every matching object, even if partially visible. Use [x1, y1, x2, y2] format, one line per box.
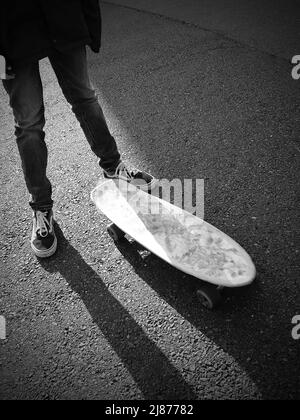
[39, 224, 197, 400]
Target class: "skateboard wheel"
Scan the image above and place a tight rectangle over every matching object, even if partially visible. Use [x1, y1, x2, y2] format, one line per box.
[196, 286, 222, 310]
[107, 223, 126, 242]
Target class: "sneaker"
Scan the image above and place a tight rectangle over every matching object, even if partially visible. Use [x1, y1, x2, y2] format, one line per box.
[104, 162, 157, 191]
[31, 210, 57, 258]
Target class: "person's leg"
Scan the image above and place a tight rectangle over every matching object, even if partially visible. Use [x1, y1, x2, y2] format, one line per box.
[49, 46, 157, 190]
[2, 61, 53, 211]
[48, 46, 121, 172]
[3, 61, 57, 258]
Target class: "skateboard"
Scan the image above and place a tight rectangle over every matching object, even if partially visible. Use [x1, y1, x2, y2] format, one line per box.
[0, 55, 15, 80]
[91, 179, 256, 309]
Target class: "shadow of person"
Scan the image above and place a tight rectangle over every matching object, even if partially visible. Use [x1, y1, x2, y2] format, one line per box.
[114, 238, 299, 399]
[38, 223, 197, 400]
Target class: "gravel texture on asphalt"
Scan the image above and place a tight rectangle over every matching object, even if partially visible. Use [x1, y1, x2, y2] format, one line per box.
[0, 1, 299, 400]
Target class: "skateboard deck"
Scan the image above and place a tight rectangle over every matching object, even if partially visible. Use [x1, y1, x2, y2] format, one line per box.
[91, 179, 256, 289]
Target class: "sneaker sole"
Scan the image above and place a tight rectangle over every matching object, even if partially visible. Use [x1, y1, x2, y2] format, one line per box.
[31, 235, 58, 259]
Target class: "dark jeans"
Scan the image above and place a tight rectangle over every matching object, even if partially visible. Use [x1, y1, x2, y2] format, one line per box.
[2, 46, 121, 211]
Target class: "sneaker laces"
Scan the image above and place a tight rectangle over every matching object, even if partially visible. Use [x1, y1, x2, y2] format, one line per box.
[35, 211, 52, 238]
[107, 162, 153, 187]
[114, 162, 136, 181]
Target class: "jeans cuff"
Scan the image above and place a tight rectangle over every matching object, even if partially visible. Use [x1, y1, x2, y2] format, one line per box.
[30, 200, 54, 212]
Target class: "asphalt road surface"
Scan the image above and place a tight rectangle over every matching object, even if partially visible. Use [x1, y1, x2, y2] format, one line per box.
[0, 0, 299, 400]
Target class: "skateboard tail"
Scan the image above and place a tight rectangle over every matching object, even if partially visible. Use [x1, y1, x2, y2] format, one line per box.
[161, 248, 256, 288]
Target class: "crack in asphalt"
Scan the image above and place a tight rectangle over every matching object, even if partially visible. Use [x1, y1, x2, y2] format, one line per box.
[101, 0, 291, 62]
